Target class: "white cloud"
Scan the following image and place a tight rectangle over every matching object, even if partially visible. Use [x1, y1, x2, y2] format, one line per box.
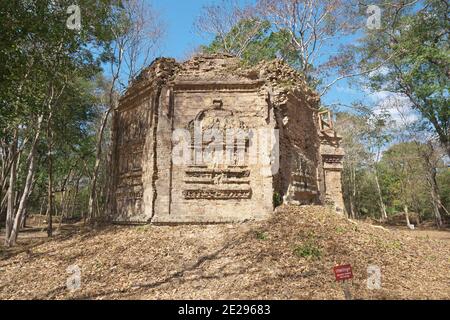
[368, 66, 389, 78]
[367, 90, 394, 102]
[371, 91, 419, 126]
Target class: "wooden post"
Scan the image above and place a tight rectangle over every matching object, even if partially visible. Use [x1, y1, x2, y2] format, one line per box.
[342, 280, 352, 300]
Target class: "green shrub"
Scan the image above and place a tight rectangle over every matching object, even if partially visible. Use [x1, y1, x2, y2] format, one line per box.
[255, 231, 268, 241]
[293, 242, 322, 259]
[273, 192, 282, 208]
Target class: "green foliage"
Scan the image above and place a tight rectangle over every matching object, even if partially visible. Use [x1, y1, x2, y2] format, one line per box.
[0, 0, 122, 111]
[293, 242, 322, 259]
[387, 240, 403, 251]
[379, 142, 429, 213]
[356, 0, 450, 156]
[294, 232, 322, 259]
[255, 231, 268, 241]
[273, 192, 282, 208]
[335, 226, 347, 234]
[437, 169, 450, 213]
[336, 111, 449, 221]
[0, 1, 128, 221]
[201, 18, 300, 67]
[335, 111, 391, 218]
[136, 225, 150, 232]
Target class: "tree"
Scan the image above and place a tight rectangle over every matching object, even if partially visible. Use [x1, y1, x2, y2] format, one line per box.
[437, 167, 450, 215]
[201, 18, 301, 66]
[387, 94, 447, 227]
[360, 111, 394, 220]
[87, 0, 165, 222]
[380, 142, 427, 228]
[335, 108, 393, 220]
[256, 0, 364, 92]
[418, 141, 446, 227]
[195, 0, 269, 58]
[335, 112, 371, 219]
[351, 0, 449, 156]
[1, 0, 124, 246]
[196, 0, 364, 91]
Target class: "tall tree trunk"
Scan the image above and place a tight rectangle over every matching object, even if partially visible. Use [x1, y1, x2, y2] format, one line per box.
[428, 167, 443, 228]
[20, 212, 27, 229]
[349, 199, 355, 220]
[58, 169, 72, 229]
[106, 109, 119, 221]
[4, 129, 18, 244]
[59, 167, 73, 221]
[47, 120, 53, 237]
[349, 165, 357, 219]
[88, 103, 115, 221]
[46, 169, 53, 237]
[39, 198, 46, 228]
[0, 136, 10, 216]
[420, 142, 444, 228]
[404, 204, 414, 230]
[444, 140, 450, 160]
[7, 116, 44, 246]
[88, 40, 122, 222]
[70, 176, 81, 219]
[373, 167, 387, 220]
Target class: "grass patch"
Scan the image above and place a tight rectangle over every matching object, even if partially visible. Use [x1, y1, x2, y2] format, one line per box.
[335, 226, 347, 234]
[293, 242, 322, 259]
[255, 231, 268, 241]
[387, 240, 402, 250]
[136, 225, 150, 232]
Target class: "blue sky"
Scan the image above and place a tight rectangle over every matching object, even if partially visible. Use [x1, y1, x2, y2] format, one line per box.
[152, 0, 214, 60]
[150, 0, 368, 109]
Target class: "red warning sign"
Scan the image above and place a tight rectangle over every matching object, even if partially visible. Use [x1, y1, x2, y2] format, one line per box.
[333, 264, 353, 281]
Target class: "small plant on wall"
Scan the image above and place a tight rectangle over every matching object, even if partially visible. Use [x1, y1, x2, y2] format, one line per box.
[273, 192, 282, 208]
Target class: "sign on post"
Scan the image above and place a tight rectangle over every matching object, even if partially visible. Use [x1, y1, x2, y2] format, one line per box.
[333, 264, 353, 300]
[333, 264, 353, 281]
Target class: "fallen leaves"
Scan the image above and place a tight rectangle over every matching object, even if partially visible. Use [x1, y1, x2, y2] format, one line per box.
[0, 205, 449, 300]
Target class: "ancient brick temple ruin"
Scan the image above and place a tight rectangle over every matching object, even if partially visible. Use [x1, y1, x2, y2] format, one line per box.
[109, 54, 345, 223]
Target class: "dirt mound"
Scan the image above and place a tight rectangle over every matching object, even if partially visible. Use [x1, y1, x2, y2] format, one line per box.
[0, 205, 449, 300]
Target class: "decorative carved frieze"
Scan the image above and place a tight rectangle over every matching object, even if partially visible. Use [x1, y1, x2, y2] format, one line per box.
[183, 166, 252, 198]
[173, 80, 264, 93]
[185, 168, 250, 179]
[322, 155, 344, 163]
[183, 189, 252, 200]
